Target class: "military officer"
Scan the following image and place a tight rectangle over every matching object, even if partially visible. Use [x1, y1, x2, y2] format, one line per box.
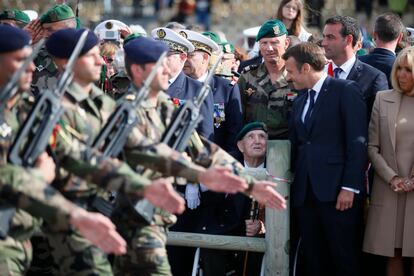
[238, 19, 297, 140]
[115, 36, 286, 275]
[27, 28, 185, 275]
[151, 26, 215, 141]
[30, 4, 77, 96]
[0, 25, 127, 275]
[0, 9, 30, 28]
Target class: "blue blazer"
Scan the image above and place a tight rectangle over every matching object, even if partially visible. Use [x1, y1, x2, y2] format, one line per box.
[347, 58, 388, 117]
[289, 77, 368, 206]
[211, 75, 243, 158]
[167, 71, 215, 141]
[359, 48, 396, 89]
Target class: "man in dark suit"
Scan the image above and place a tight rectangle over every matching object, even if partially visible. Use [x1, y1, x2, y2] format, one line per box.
[322, 15, 388, 116]
[284, 42, 367, 276]
[359, 12, 404, 88]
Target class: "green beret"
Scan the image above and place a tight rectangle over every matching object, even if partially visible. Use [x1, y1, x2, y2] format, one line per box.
[220, 41, 234, 54]
[202, 31, 222, 45]
[40, 4, 75, 24]
[0, 9, 30, 24]
[236, 122, 268, 141]
[124, 33, 144, 45]
[256, 19, 288, 42]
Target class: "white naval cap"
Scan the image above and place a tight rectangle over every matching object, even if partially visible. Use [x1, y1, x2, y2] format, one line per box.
[178, 29, 219, 55]
[151, 27, 195, 53]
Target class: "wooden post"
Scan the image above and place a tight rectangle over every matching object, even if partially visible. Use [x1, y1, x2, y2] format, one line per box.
[265, 140, 292, 276]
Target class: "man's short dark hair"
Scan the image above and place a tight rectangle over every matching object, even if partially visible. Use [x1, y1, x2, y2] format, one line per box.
[325, 15, 360, 47]
[374, 13, 404, 43]
[282, 42, 326, 71]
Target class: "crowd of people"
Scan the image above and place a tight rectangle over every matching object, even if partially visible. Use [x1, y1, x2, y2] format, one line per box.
[0, 0, 413, 276]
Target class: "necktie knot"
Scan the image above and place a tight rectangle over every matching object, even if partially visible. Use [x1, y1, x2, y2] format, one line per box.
[333, 67, 342, 78]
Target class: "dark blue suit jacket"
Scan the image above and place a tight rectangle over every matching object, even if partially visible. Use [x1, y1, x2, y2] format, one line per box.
[289, 77, 368, 206]
[359, 48, 396, 89]
[167, 71, 214, 141]
[347, 58, 388, 117]
[211, 75, 243, 158]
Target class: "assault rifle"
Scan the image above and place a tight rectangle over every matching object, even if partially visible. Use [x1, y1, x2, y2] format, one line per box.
[89, 51, 167, 159]
[161, 53, 223, 150]
[0, 40, 45, 239]
[8, 30, 89, 167]
[87, 52, 167, 219]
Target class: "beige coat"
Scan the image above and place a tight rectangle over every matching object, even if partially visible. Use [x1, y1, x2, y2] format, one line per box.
[363, 90, 414, 257]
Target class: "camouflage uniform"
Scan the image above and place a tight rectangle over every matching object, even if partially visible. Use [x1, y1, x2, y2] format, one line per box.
[32, 82, 152, 276]
[0, 96, 91, 275]
[112, 90, 256, 275]
[237, 63, 297, 139]
[30, 48, 59, 96]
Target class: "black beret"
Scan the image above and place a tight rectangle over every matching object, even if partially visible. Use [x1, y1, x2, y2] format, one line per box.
[46, 28, 98, 59]
[236, 121, 268, 141]
[124, 36, 168, 65]
[0, 25, 30, 53]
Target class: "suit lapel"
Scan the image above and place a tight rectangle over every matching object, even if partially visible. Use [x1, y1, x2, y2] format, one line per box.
[347, 59, 362, 81]
[383, 91, 402, 151]
[306, 78, 330, 133]
[167, 72, 185, 98]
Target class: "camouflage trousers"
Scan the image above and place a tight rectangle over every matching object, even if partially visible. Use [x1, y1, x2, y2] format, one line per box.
[29, 229, 113, 276]
[0, 237, 32, 275]
[113, 223, 171, 276]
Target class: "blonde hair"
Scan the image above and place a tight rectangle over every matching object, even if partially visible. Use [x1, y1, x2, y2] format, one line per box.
[391, 46, 414, 93]
[99, 41, 119, 58]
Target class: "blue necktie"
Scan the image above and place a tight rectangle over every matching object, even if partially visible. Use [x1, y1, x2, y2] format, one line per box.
[333, 67, 342, 79]
[304, 89, 316, 127]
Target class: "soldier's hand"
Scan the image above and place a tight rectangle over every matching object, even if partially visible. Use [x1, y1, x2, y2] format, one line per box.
[250, 181, 286, 210]
[198, 166, 248, 194]
[69, 208, 127, 255]
[119, 26, 132, 39]
[144, 178, 185, 214]
[24, 19, 43, 44]
[35, 152, 56, 183]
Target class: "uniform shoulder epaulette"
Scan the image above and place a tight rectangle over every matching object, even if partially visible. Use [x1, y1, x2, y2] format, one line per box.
[242, 64, 259, 74]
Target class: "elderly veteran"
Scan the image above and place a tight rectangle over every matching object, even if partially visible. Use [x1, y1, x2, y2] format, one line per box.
[152, 26, 215, 141]
[238, 19, 295, 140]
[0, 9, 30, 28]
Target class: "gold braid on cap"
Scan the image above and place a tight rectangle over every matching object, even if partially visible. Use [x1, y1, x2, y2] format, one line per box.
[190, 40, 212, 55]
[156, 39, 188, 53]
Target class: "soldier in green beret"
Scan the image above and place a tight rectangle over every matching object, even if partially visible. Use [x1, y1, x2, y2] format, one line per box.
[237, 19, 297, 140]
[29, 4, 77, 97]
[0, 9, 30, 28]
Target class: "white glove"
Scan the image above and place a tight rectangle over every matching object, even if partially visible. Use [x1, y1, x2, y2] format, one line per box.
[185, 183, 200, 210]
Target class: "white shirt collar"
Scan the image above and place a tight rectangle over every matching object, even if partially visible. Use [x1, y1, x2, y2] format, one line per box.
[332, 55, 356, 79]
[197, 71, 209, 82]
[244, 161, 265, 169]
[311, 72, 328, 94]
[168, 72, 180, 87]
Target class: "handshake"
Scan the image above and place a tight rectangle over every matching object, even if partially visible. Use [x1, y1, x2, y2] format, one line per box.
[390, 176, 414, 192]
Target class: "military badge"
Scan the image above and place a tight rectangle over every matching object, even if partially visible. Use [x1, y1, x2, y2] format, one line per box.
[273, 25, 280, 35]
[171, 97, 185, 107]
[0, 122, 12, 138]
[213, 103, 225, 128]
[36, 64, 45, 72]
[286, 91, 298, 101]
[179, 31, 188, 39]
[157, 29, 166, 39]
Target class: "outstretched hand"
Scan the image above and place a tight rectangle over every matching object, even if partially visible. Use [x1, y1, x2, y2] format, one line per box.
[70, 209, 127, 255]
[198, 166, 248, 194]
[144, 178, 185, 214]
[250, 180, 286, 210]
